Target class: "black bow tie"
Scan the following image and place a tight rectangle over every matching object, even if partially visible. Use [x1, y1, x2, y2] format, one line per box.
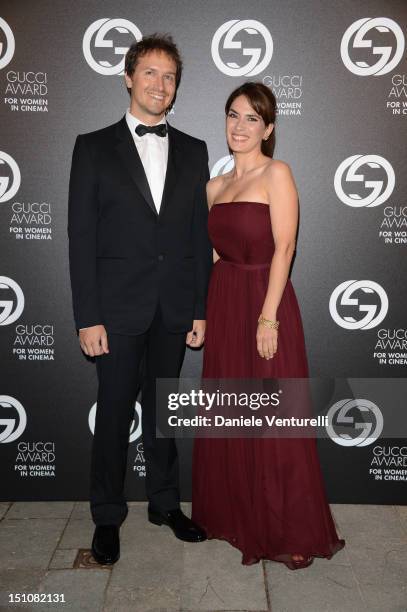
[135, 123, 167, 137]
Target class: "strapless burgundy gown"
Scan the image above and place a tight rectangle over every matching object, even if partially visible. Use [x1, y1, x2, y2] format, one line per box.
[191, 202, 345, 569]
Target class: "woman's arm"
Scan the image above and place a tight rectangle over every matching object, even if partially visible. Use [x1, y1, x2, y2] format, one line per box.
[262, 161, 298, 318]
[206, 178, 221, 263]
[257, 161, 298, 359]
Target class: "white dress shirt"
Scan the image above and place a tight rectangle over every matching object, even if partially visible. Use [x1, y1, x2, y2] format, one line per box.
[125, 108, 168, 213]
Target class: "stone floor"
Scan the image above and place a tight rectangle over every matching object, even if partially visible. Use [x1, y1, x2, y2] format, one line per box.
[0, 502, 406, 611]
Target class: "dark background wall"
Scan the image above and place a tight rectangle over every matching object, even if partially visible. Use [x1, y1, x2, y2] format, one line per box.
[1, 1, 406, 503]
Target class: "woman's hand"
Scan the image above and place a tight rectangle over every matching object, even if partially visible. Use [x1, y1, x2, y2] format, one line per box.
[256, 324, 278, 360]
[186, 320, 206, 348]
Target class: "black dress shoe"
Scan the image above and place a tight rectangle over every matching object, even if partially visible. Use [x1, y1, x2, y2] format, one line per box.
[148, 507, 207, 542]
[91, 525, 120, 565]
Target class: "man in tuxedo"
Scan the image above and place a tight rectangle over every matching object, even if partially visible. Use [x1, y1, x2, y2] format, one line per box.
[68, 34, 212, 565]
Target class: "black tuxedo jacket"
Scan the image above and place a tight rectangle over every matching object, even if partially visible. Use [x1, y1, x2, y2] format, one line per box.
[68, 116, 212, 334]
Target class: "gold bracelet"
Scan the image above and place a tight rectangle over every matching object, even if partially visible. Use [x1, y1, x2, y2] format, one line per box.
[258, 314, 279, 330]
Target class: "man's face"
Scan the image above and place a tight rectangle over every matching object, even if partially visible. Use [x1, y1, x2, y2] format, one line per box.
[125, 50, 177, 122]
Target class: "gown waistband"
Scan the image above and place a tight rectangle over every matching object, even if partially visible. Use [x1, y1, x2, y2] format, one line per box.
[219, 258, 271, 270]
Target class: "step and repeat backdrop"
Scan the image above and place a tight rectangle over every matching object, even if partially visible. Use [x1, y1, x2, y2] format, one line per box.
[1, 1, 406, 504]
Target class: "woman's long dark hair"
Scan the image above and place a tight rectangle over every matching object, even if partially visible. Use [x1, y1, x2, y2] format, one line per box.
[225, 81, 277, 157]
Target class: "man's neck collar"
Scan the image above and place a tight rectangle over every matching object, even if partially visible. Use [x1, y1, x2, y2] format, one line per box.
[127, 108, 166, 126]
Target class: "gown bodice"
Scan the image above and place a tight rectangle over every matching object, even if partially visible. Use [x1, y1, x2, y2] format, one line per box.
[209, 202, 274, 266]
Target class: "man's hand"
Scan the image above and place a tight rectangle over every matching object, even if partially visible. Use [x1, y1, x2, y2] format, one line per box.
[79, 325, 109, 357]
[186, 320, 205, 348]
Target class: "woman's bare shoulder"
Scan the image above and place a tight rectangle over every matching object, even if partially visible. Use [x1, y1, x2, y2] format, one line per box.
[265, 158, 292, 175]
[206, 174, 228, 207]
[264, 158, 295, 185]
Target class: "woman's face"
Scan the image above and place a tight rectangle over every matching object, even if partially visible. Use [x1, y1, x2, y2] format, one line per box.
[226, 94, 273, 155]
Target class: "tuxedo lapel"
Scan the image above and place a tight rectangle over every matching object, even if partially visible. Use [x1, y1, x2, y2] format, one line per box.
[114, 117, 157, 216]
[159, 123, 178, 219]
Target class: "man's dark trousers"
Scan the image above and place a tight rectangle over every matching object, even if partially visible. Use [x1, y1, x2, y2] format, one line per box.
[90, 304, 186, 526]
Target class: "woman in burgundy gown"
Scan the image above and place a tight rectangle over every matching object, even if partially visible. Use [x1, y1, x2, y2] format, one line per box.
[191, 82, 344, 569]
